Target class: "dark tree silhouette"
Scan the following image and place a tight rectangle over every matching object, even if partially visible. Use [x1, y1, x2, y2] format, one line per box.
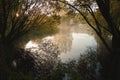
[0, 0, 58, 79]
[54, 0, 120, 80]
[0, 0, 55, 44]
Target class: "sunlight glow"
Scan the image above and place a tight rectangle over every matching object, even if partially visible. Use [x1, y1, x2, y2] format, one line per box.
[66, 0, 74, 4]
[44, 36, 54, 40]
[16, 13, 19, 17]
[25, 41, 38, 49]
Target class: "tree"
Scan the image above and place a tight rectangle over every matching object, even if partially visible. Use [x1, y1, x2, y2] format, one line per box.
[0, 0, 57, 45]
[0, 0, 59, 79]
[54, 0, 120, 80]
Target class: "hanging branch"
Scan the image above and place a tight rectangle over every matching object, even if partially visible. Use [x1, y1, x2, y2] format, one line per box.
[55, 0, 112, 53]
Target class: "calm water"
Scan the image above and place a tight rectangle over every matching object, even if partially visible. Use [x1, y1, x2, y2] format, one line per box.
[59, 33, 97, 62]
[25, 20, 97, 62]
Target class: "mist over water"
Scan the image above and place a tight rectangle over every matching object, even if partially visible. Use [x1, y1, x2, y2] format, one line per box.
[25, 19, 97, 62]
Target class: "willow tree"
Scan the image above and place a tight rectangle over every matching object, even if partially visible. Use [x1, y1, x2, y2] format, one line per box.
[0, 0, 57, 45]
[0, 0, 58, 79]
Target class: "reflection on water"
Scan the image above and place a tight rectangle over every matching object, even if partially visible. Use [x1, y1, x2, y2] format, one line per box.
[25, 32, 97, 62]
[58, 33, 97, 62]
[23, 19, 100, 80]
[25, 41, 38, 49]
[25, 19, 97, 63]
[25, 38, 60, 65]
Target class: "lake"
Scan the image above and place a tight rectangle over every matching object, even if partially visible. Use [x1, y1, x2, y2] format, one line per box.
[24, 19, 97, 63]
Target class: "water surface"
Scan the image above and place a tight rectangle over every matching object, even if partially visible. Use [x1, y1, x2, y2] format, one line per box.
[25, 20, 97, 62]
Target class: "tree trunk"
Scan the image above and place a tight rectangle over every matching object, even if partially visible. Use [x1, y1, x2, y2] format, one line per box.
[110, 35, 120, 80]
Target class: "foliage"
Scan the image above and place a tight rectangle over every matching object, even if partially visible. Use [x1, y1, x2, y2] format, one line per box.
[8, 72, 34, 80]
[0, 0, 60, 44]
[36, 14, 60, 35]
[55, 0, 120, 53]
[0, 1, 61, 79]
[0, 0, 120, 80]
[18, 14, 60, 44]
[1, 39, 100, 80]
[54, 0, 120, 80]
[111, 0, 120, 29]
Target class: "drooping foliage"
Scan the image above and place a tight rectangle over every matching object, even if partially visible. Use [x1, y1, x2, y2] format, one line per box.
[0, 0, 60, 44]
